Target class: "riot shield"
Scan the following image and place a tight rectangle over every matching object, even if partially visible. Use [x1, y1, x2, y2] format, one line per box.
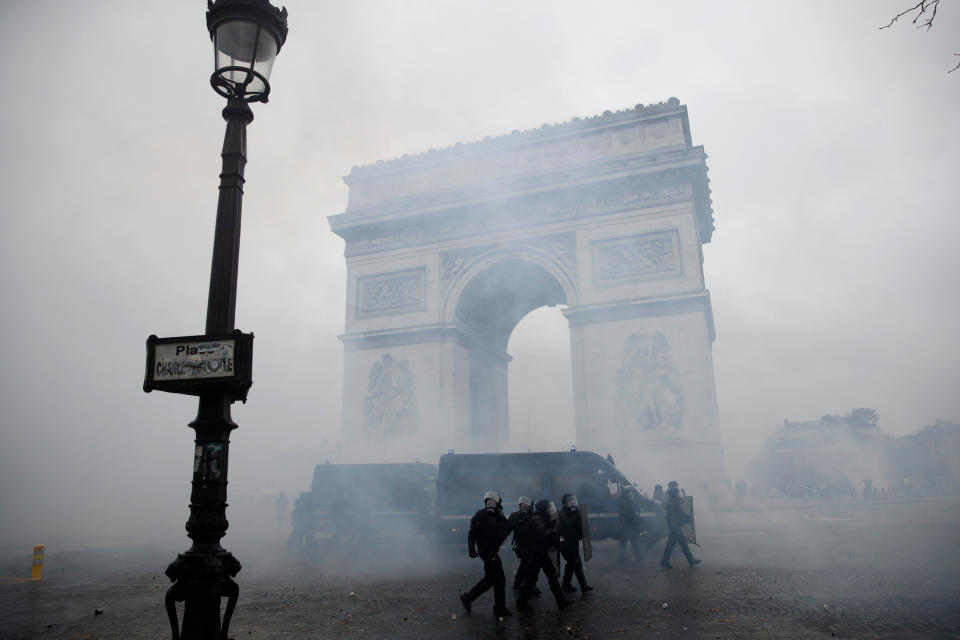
[680, 495, 698, 546]
[581, 503, 593, 561]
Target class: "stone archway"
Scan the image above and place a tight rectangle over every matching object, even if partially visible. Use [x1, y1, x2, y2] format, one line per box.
[451, 257, 568, 442]
[329, 99, 725, 488]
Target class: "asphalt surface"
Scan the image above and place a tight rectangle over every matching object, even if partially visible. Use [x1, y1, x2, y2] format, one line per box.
[1, 500, 958, 639]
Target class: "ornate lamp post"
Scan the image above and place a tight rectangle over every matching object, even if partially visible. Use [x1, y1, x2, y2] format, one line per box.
[145, 2, 288, 639]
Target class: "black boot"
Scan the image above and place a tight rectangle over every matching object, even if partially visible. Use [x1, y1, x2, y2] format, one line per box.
[459, 593, 472, 613]
[576, 568, 593, 592]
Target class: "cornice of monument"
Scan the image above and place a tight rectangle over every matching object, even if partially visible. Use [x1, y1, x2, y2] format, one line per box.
[338, 323, 513, 363]
[336, 145, 704, 223]
[563, 290, 715, 343]
[331, 164, 713, 256]
[345, 97, 686, 177]
[329, 98, 715, 247]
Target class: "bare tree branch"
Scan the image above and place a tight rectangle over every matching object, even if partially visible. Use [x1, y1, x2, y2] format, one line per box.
[881, 0, 958, 75]
[880, 0, 941, 30]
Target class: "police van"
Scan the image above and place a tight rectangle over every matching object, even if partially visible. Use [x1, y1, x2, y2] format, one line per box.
[435, 450, 665, 547]
[289, 462, 437, 548]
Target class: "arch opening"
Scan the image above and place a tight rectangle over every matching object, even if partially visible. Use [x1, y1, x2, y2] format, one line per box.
[455, 258, 566, 351]
[507, 306, 575, 453]
[453, 259, 569, 444]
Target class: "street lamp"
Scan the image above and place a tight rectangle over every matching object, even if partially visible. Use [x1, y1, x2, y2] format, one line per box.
[150, 2, 288, 639]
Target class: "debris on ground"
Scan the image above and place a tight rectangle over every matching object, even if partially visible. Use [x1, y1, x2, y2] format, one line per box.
[662, 602, 668, 609]
[94, 609, 104, 616]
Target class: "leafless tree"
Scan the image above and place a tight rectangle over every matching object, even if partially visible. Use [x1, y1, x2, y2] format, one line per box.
[880, 0, 959, 73]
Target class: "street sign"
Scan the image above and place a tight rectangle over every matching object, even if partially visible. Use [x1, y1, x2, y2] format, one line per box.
[144, 332, 253, 402]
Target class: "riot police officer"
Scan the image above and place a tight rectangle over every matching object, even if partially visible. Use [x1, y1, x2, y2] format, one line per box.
[508, 496, 537, 593]
[660, 481, 701, 569]
[287, 491, 315, 550]
[617, 486, 642, 562]
[558, 493, 593, 592]
[460, 490, 513, 617]
[516, 499, 574, 611]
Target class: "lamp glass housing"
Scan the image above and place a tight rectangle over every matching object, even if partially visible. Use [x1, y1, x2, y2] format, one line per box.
[212, 18, 279, 98]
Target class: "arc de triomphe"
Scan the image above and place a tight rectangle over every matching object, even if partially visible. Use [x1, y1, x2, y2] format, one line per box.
[329, 98, 724, 488]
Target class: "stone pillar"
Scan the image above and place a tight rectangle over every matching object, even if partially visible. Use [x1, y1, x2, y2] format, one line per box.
[468, 344, 511, 448]
[566, 293, 724, 495]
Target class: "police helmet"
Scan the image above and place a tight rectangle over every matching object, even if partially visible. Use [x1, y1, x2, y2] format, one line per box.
[518, 496, 533, 509]
[667, 480, 679, 489]
[483, 490, 502, 508]
[561, 493, 578, 508]
[534, 499, 556, 516]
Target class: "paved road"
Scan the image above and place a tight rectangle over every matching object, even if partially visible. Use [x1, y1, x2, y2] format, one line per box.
[2, 501, 958, 639]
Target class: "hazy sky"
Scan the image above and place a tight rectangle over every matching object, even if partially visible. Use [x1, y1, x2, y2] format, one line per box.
[0, 1, 957, 548]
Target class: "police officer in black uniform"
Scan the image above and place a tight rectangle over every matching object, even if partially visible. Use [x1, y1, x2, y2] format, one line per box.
[516, 500, 574, 611]
[328, 488, 348, 547]
[660, 481, 701, 569]
[508, 496, 538, 593]
[287, 491, 314, 550]
[617, 486, 643, 562]
[460, 490, 513, 617]
[559, 493, 593, 593]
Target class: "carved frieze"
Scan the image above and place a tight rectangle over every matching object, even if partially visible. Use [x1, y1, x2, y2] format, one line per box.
[616, 330, 685, 432]
[356, 267, 426, 317]
[363, 354, 418, 441]
[592, 230, 682, 285]
[438, 233, 576, 299]
[341, 173, 695, 257]
[440, 246, 492, 291]
[519, 232, 576, 274]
